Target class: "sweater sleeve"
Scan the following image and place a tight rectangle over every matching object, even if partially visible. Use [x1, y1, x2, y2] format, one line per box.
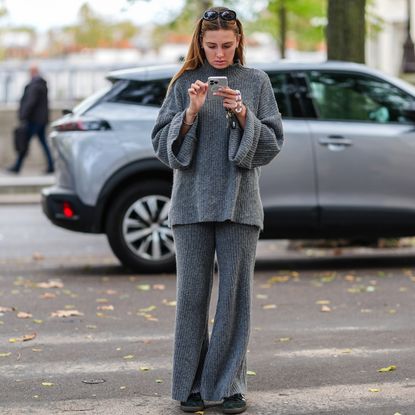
[228, 74, 284, 169]
[151, 79, 199, 170]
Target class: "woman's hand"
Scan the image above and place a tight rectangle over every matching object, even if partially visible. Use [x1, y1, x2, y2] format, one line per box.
[214, 86, 247, 128]
[187, 80, 208, 115]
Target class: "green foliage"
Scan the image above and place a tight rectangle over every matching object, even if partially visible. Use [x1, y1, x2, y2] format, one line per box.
[266, 0, 326, 50]
[64, 2, 138, 48]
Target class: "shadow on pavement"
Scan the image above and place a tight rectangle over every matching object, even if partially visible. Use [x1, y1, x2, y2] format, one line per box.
[35, 253, 415, 278]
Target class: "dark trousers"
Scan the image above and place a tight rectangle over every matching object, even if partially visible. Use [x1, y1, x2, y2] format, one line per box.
[12, 122, 54, 172]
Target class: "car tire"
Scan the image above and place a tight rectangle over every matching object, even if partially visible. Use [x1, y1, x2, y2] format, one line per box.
[105, 180, 176, 273]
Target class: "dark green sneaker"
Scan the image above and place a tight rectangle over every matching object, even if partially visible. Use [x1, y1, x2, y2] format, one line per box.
[180, 392, 204, 412]
[222, 393, 247, 414]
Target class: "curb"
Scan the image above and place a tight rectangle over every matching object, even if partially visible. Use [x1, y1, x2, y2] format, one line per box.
[0, 193, 42, 204]
[0, 174, 54, 204]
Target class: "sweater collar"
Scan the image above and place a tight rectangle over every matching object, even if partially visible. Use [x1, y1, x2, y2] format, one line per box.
[201, 59, 243, 76]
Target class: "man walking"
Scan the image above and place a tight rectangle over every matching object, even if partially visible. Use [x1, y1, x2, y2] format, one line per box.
[7, 64, 54, 174]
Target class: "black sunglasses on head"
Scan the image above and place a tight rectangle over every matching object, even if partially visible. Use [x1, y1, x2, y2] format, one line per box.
[202, 9, 237, 21]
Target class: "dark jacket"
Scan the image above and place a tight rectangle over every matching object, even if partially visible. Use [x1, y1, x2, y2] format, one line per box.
[19, 76, 49, 125]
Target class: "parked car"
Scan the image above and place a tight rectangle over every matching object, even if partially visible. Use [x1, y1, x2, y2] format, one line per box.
[41, 61, 415, 272]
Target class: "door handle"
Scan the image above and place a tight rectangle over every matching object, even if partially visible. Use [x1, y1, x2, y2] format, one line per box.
[318, 137, 353, 146]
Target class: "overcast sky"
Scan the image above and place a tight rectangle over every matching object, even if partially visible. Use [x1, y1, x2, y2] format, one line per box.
[1, 0, 185, 31]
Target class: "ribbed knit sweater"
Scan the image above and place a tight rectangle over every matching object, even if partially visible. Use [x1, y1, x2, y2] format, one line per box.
[151, 60, 284, 231]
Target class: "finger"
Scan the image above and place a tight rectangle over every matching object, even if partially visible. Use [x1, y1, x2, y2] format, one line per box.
[195, 80, 208, 91]
[220, 87, 237, 95]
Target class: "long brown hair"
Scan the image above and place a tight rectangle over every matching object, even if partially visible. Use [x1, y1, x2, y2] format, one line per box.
[168, 7, 245, 93]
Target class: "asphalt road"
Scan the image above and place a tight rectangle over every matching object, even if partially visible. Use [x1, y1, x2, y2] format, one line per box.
[1, 205, 415, 415]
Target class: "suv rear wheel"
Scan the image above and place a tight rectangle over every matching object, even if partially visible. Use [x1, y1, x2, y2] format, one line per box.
[105, 180, 175, 273]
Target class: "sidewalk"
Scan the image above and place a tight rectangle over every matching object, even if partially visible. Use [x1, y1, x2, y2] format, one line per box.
[0, 167, 55, 204]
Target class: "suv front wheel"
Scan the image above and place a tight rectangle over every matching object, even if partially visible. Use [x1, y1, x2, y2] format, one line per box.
[105, 180, 175, 273]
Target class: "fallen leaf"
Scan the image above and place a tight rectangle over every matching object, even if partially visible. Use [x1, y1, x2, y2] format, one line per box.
[37, 280, 63, 289]
[0, 352, 11, 357]
[162, 299, 177, 307]
[82, 379, 105, 384]
[40, 292, 56, 299]
[278, 337, 291, 342]
[139, 305, 157, 312]
[139, 366, 150, 371]
[320, 273, 336, 283]
[340, 349, 352, 354]
[32, 319, 43, 324]
[262, 304, 277, 310]
[50, 310, 83, 318]
[320, 305, 331, 312]
[120, 386, 127, 390]
[97, 305, 114, 311]
[0, 306, 15, 312]
[41, 382, 54, 387]
[315, 300, 331, 305]
[256, 294, 268, 299]
[146, 316, 159, 322]
[22, 333, 36, 341]
[123, 355, 134, 360]
[136, 284, 151, 291]
[96, 298, 109, 303]
[369, 388, 380, 392]
[32, 348, 43, 352]
[17, 311, 32, 319]
[247, 370, 256, 376]
[268, 276, 290, 284]
[153, 284, 165, 290]
[378, 365, 396, 372]
[155, 379, 164, 383]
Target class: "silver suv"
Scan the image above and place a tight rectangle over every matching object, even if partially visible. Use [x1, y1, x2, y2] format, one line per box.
[42, 61, 415, 273]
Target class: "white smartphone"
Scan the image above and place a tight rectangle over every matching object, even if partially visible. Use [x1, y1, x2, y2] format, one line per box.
[207, 76, 228, 100]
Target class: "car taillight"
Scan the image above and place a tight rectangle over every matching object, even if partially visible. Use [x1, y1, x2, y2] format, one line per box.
[54, 119, 111, 132]
[62, 201, 75, 218]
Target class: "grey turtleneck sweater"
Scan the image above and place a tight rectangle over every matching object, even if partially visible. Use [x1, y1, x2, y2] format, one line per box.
[151, 60, 284, 231]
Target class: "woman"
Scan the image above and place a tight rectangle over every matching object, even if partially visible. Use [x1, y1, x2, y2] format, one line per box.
[151, 6, 283, 414]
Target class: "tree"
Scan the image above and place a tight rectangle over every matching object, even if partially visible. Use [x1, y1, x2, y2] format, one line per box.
[326, 0, 366, 63]
[64, 3, 138, 49]
[260, 0, 326, 58]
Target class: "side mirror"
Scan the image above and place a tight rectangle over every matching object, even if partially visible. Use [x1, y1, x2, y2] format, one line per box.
[402, 101, 415, 122]
[62, 109, 73, 116]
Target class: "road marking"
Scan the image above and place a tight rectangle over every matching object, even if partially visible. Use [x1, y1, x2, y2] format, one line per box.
[272, 346, 415, 358]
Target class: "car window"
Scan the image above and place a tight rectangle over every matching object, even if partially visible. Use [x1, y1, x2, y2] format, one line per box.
[109, 79, 170, 107]
[307, 71, 414, 123]
[72, 85, 112, 115]
[267, 71, 317, 119]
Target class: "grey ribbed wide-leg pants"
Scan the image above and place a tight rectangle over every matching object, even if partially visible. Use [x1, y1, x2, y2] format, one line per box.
[171, 221, 260, 402]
